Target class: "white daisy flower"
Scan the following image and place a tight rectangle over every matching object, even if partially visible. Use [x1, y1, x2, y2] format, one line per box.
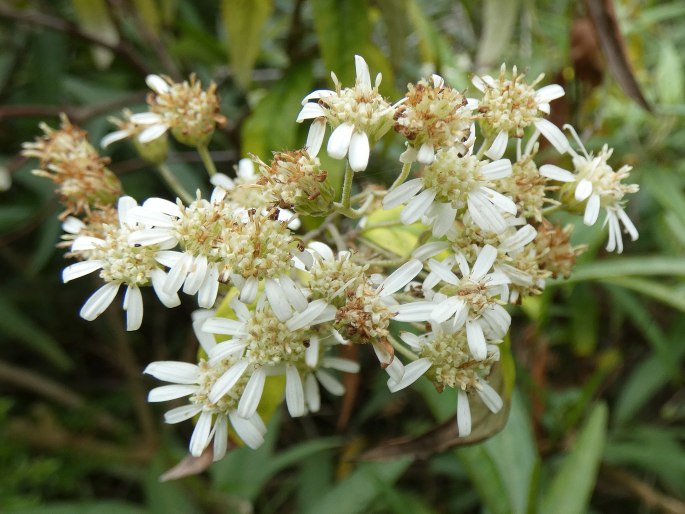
[62, 196, 180, 331]
[387, 325, 502, 436]
[472, 64, 568, 159]
[383, 147, 516, 236]
[296, 55, 396, 171]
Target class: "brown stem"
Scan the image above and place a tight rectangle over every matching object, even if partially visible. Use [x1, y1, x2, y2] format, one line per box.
[0, 4, 152, 76]
[600, 465, 685, 514]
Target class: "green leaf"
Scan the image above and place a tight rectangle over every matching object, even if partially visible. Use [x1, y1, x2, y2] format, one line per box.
[302, 458, 413, 514]
[0, 296, 72, 371]
[540, 403, 608, 514]
[133, 0, 162, 35]
[475, 0, 521, 68]
[359, 206, 424, 258]
[241, 62, 313, 160]
[656, 40, 683, 104]
[221, 0, 273, 90]
[311, 0, 371, 86]
[602, 276, 685, 313]
[559, 256, 685, 283]
[71, 0, 119, 69]
[145, 457, 200, 514]
[5, 502, 146, 514]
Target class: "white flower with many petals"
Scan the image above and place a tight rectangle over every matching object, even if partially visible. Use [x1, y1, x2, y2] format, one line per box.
[387, 325, 502, 437]
[472, 64, 568, 160]
[383, 147, 516, 235]
[62, 196, 180, 330]
[297, 55, 396, 171]
[395, 245, 510, 361]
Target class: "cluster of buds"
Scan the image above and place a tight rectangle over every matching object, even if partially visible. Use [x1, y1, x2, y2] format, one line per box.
[22, 55, 640, 462]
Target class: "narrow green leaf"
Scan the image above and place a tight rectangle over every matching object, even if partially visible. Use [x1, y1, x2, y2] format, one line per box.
[242, 62, 313, 159]
[145, 457, 201, 514]
[476, 0, 520, 68]
[646, 171, 685, 227]
[221, 0, 273, 90]
[656, 41, 683, 104]
[5, 502, 146, 514]
[71, 0, 119, 69]
[133, 0, 162, 35]
[456, 445, 512, 514]
[311, 0, 371, 85]
[540, 403, 608, 514]
[601, 276, 685, 313]
[558, 256, 685, 283]
[302, 458, 412, 514]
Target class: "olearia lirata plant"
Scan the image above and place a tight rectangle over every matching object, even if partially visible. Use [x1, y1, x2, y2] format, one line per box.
[22, 57, 639, 463]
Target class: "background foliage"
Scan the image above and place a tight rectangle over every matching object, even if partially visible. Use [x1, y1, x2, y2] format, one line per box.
[0, 0, 684, 512]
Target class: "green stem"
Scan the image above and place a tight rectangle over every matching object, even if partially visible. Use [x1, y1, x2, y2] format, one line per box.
[340, 161, 354, 210]
[389, 162, 413, 191]
[476, 136, 493, 159]
[388, 334, 418, 362]
[156, 163, 194, 204]
[334, 195, 375, 219]
[197, 144, 218, 177]
[542, 204, 562, 215]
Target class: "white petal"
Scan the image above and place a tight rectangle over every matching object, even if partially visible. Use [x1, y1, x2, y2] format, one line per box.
[385, 357, 405, 382]
[308, 241, 334, 261]
[279, 275, 308, 312]
[143, 197, 183, 218]
[431, 297, 465, 324]
[146, 74, 170, 94]
[539, 164, 575, 182]
[480, 186, 517, 215]
[208, 341, 247, 363]
[189, 410, 214, 457]
[480, 304, 511, 338]
[481, 158, 512, 180]
[471, 244, 498, 280]
[155, 250, 183, 268]
[430, 202, 458, 237]
[285, 365, 305, 417]
[466, 320, 487, 360]
[500, 225, 537, 253]
[239, 276, 259, 304]
[380, 258, 422, 295]
[229, 412, 265, 449]
[62, 216, 85, 235]
[300, 89, 335, 105]
[534, 119, 570, 154]
[265, 278, 293, 322]
[202, 317, 245, 336]
[535, 84, 565, 103]
[138, 123, 168, 144]
[212, 415, 229, 461]
[209, 360, 250, 403]
[484, 131, 508, 160]
[144, 361, 199, 384]
[164, 404, 202, 424]
[428, 258, 459, 285]
[210, 172, 235, 191]
[617, 208, 639, 241]
[327, 123, 354, 160]
[315, 369, 345, 396]
[148, 384, 197, 402]
[400, 187, 437, 224]
[197, 264, 219, 309]
[468, 191, 507, 234]
[393, 301, 435, 322]
[575, 178, 594, 201]
[355, 55, 372, 92]
[399, 331, 423, 351]
[417, 143, 435, 165]
[412, 241, 449, 261]
[130, 112, 162, 125]
[388, 358, 432, 392]
[584, 193, 600, 226]
[297, 102, 326, 122]
[286, 299, 331, 331]
[183, 255, 208, 295]
[305, 119, 326, 156]
[151, 268, 181, 308]
[477, 379, 503, 413]
[349, 131, 370, 172]
[457, 390, 472, 436]
[80, 282, 120, 321]
[164, 253, 193, 294]
[304, 373, 321, 412]
[101, 130, 130, 148]
[71, 236, 103, 252]
[63, 260, 103, 283]
[321, 357, 360, 373]
[237, 368, 266, 418]
[129, 229, 176, 247]
[305, 334, 320, 368]
[383, 178, 423, 209]
[124, 285, 143, 331]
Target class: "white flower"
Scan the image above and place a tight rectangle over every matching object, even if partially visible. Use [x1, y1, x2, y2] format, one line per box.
[472, 64, 568, 159]
[383, 147, 516, 236]
[62, 196, 180, 331]
[387, 324, 502, 437]
[395, 245, 510, 361]
[297, 56, 396, 171]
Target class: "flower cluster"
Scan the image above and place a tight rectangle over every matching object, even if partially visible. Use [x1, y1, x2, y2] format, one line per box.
[23, 56, 640, 462]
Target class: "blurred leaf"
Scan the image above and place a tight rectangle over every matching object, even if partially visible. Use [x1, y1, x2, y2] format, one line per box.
[656, 41, 684, 104]
[475, 0, 520, 69]
[302, 458, 412, 514]
[0, 296, 72, 371]
[0, 205, 36, 233]
[376, 0, 411, 70]
[221, 0, 273, 90]
[646, 170, 685, 226]
[360, 207, 424, 258]
[71, 0, 119, 69]
[6, 502, 146, 514]
[405, 0, 453, 68]
[242, 62, 313, 159]
[568, 283, 599, 355]
[27, 215, 61, 276]
[311, 0, 371, 85]
[602, 276, 685, 313]
[540, 403, 608, 514]
[145, 457, 200, 514]
[133, 0, 162, 35]
[562, 256, 685, 283]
